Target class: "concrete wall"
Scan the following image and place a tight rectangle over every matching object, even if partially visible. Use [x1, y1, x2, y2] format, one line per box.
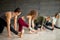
[0, 0, 60, 16]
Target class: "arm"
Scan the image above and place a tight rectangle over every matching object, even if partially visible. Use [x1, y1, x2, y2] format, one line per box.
[52, 22, 55, 29]
[5, 12, 11, 37]
[14, 16, 18, 30]
[52, 18, 55, 29]
[29, 17, 32, 29]
[32, 19, 35, 28]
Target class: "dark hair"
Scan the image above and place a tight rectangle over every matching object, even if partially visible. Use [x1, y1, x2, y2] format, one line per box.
[14, 8, 22, 13]
[55, 12, 58, 17]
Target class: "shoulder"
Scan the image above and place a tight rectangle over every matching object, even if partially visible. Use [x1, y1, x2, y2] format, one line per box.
[5, 11, 12, 14]
[26, 15, 32, 18]
[5, 11, 12, 16]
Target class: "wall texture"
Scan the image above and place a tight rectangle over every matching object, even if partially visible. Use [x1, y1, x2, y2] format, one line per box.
[0, 0, 60, 16]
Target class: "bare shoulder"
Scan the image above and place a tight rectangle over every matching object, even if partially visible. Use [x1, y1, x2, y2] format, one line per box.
[5, 11, 11, 14]
[27, 15, 31, 18]
[5, 11, 12, 19]
[5, 11, 12, 16]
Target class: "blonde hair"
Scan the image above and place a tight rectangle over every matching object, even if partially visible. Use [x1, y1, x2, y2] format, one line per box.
[27, 10, 38, 19]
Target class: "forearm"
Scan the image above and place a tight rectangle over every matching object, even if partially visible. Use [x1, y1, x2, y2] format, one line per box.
[52, 23, 54, 29]
[28, 17, 32, 29]
[32, 20, 35, 28]
[7, 18, 11, 34]
[52, 20, 55, 28]
[14, 21, 17, 30]
[29, 19, 31, 28]
[5, 12, 11, 37]
[14, 16, 17, 30]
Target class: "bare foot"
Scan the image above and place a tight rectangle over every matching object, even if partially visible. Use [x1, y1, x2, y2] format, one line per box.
[34, 30, 38, 34]
[18, 32, 23, 38]
[8, 34, 11, 38]
[28, 31, 33, 34]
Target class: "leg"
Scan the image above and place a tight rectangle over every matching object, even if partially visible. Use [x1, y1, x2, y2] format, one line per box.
[0, 25, 5, 33]
[43, 24, 53, 30]
[18, 18, 29, 28]
[34, 25, 41, 30]
[18, 23, 25, 38]
[18, 18, 35, 32]
[0, 18, 6, 33]
[18, 24, 23, 32]
[18, 18, 29, 37]
[45, 22, 52, 26]
[0, 18, 18, 36]
[54, 25, 60, 29]
[43, 22, 53, 30]
[10, 25, 18, 35]
[46, 22, 60, 29]
[34, 22, 41, 30]
[34, 26, 38, 30]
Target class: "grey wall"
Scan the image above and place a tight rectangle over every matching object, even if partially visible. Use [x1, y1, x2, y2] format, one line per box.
[0, 0, 60, 16]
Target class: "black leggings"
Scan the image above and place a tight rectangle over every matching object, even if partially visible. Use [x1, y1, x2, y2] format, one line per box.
[44, 22, 60, 30]
[34, 22, 41, 30]
[0, 17, 18, 35]
[34, 21, 60, 30]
